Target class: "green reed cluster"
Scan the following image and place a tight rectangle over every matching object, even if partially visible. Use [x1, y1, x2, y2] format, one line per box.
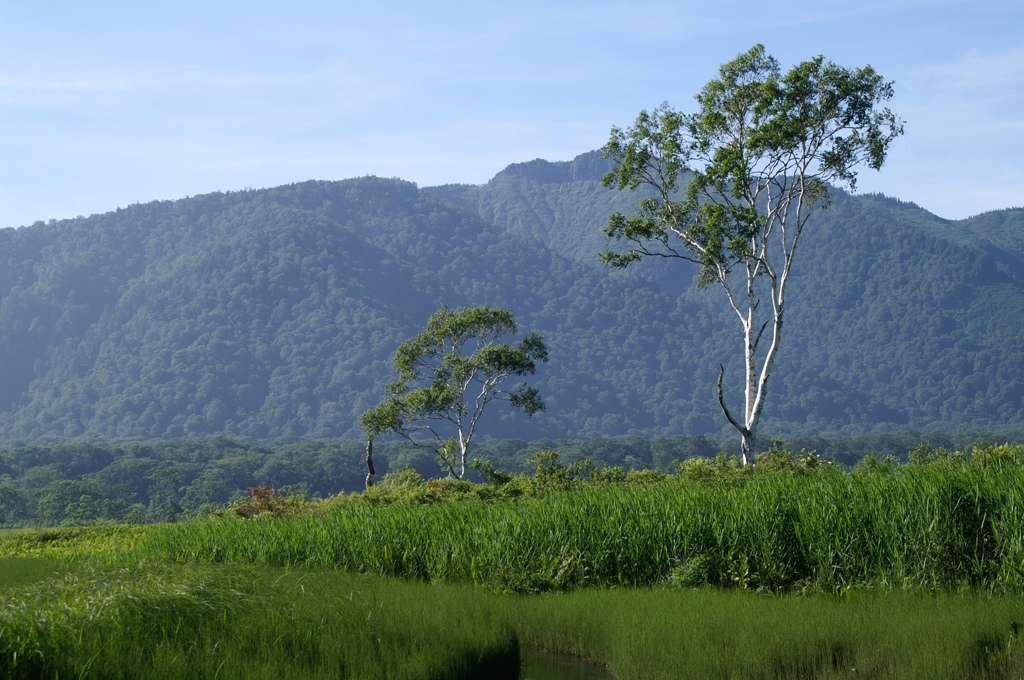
[2, 559, 1020, 679]
[123, 444, 1024, 594]
[0, 562, 518, 680]
[514, 586, 1024, 679]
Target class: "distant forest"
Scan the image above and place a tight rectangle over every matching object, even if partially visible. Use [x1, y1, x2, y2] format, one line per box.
[1, 151, 1023, 445]
[0, 432, 1001, 528]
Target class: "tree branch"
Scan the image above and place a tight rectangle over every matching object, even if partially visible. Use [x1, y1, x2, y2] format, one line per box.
[717, 364, 748, 438]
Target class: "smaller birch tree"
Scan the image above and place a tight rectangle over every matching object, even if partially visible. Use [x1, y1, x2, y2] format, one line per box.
[602, 45, 903, 465]
[361, 304, 547, 479]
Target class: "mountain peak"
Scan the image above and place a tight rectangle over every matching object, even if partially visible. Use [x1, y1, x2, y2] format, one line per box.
[492, 151, 613, 184]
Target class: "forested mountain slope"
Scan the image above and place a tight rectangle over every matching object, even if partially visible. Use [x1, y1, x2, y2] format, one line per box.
[1, 153, 1022, 442]
[431, 153, 1024, 436]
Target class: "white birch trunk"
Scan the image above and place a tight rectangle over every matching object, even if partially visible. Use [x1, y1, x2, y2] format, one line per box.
[364, 436, 376, 489]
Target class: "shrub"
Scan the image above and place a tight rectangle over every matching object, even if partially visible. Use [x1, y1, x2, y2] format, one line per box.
[231, 486, 307, 518]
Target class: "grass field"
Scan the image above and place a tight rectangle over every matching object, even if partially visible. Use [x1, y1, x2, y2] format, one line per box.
[116, 455, 1024, 594]
[1, 556, 1021, 679]
[2, 448, 1023, 678]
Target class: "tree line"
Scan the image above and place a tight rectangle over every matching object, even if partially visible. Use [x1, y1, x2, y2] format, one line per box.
[1, 432, 1008, 528]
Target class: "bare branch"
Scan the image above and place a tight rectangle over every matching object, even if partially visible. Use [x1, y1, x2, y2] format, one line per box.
[717, 365, 748, 438]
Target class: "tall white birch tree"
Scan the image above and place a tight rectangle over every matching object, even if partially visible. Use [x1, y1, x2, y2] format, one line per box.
[602, 45, 904, 465]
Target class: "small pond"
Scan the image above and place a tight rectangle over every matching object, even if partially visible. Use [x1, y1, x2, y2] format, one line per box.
[520, 645, 609, 680]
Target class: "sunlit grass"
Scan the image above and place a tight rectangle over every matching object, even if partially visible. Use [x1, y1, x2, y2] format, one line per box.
[121, 462, 1024, 594]
[0, 562, 519, 680]
[3, 452, 1023, 678]
[1, 560, 1020, 679]
[0, 525, 146, 564]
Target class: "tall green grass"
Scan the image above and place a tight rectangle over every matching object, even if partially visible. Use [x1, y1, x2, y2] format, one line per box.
[4, 450, 1023, 677]
[0, 562, 519, 680]
[128, 461, 1024, 593]
[0, 556, 65, 588]
[514, 587, 1024, 679]
[0, 525, 146, 563]
[2, 560, 1021, 679]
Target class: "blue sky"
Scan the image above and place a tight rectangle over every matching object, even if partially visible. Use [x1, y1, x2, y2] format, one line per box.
[1, 0, 1021, 228]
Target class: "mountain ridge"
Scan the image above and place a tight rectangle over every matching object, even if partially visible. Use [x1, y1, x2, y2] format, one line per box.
[0, 152, 1022, 442]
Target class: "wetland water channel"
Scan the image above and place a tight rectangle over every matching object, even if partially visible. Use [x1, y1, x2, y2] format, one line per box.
[520, 646, 610, 680]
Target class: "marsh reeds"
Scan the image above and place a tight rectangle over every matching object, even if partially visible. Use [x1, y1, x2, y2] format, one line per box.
[125, 455, 1024, 594]
[512, 586, 1024, 679]
[1, 561, 1020, 679]
[0, 564, 519, 680]
[2, 448, 1023, 678]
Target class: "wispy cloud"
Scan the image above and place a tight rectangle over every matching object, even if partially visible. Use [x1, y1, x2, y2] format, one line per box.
[1, 0, 1021, 225]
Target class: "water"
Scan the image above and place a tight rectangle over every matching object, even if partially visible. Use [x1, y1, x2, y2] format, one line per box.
[520, 645, 610, 680]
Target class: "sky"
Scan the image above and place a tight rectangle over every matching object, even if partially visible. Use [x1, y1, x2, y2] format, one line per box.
[1, 0, 1021, 228]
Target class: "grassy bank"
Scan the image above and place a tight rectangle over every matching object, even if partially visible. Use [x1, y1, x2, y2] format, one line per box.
[3, 446, 1024, 677]
[118, 454, 1024, 594]
[0, 558, 1021, 679]
[515, 587, 1024, 679]
[0, 560, 519, 680]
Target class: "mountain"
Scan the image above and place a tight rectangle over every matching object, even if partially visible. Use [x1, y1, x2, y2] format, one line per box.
[1, 152, 1022, 442]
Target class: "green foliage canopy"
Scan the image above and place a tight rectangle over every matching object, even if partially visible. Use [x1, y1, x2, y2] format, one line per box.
[602, 45, 904, 279]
